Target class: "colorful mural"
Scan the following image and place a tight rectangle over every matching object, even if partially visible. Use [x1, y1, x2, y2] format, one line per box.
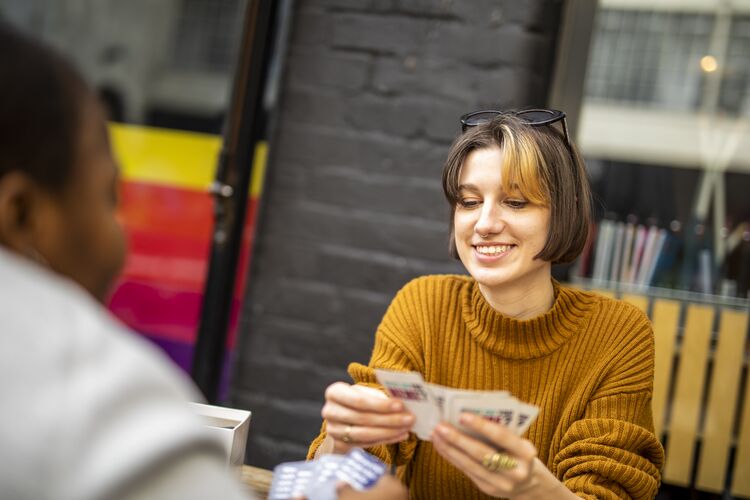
[107, 123, 265, 380]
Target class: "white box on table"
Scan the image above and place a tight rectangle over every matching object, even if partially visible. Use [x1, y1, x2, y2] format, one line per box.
[188, 402, 251, 473]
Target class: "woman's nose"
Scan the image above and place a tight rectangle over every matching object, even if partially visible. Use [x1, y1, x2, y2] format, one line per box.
[474, 203, 505, 237]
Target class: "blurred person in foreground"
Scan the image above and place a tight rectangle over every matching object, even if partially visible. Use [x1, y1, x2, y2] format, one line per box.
[0, 21, 405, 500]
[310, 109, 665, 498]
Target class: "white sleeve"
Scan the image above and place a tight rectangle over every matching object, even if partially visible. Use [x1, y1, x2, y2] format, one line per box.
[118, 450, 253, 500]
[52, 310, 255, 500]
[0, 255, 255, 500]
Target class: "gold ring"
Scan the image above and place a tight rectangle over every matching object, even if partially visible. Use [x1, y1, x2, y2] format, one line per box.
[482, 451, 517, 472]
[342, 425, 353, 444]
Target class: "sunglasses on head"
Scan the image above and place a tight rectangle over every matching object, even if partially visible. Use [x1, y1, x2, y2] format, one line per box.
[460, 108, 571, 149]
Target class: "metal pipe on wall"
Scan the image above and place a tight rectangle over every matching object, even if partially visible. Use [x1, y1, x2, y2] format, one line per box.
[191, 0, 277, 403]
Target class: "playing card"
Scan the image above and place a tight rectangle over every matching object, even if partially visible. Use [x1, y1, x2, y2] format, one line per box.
[303, 479, 338, 500]
[335, 448, 388, 490]
[440, 387, 510, 419]
[269, 449, 388, 500]
[374, 369, 537, 443]
[448, 393, 518, 442]
[513, 400, 540, 436]
[425, 383, 448, 415]
[425, 385, 505, 415]
[375, 369, 441, 440]
[304, 455, 345, 500]
[268, 460, 319, 499]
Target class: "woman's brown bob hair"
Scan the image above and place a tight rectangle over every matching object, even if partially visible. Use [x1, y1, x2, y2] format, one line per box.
[442, 114, 592, 265]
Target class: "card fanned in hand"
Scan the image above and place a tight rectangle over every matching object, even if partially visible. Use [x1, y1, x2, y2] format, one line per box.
[374, 368, 539, 442]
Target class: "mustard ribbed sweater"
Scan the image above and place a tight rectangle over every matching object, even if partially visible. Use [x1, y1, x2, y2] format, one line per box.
[309, 275, 664, 499]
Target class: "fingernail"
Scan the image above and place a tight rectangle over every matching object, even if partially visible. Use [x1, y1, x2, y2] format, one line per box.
[402, 415, 413, 424]
[437, 424, 450, 437]
[391, 402, 403, 411]
[459, 413, 474, 425]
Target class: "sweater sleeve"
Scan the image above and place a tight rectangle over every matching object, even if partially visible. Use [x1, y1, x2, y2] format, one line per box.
[554, 392, 664, 499]
[553, 309, 665, 499]
[307, 279, 427, 465]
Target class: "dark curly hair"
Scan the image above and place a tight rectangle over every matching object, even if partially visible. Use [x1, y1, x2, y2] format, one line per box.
[0, 20, 89, 192]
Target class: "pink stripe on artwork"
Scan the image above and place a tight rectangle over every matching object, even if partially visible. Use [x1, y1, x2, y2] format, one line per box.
[109, 279, 243, 349]
[109, 280, 201, 344]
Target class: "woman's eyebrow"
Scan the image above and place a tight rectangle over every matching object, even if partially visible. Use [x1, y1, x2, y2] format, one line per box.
[457, 183, 480, 193]
[458, 183, 523, 195]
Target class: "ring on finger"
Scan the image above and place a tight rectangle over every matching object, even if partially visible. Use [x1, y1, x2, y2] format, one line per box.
[342, 425, 354, 444]
[481, 451, 517, 472]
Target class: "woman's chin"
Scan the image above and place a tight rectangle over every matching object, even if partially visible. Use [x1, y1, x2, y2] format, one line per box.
[467, 264, 551, 291]
[468, 269, 514, 289]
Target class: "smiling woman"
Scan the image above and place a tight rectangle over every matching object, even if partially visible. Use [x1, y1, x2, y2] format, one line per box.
[310, 111, 665, 499]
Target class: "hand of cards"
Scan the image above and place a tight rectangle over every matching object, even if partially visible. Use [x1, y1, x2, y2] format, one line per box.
[268, 448, 388, 500]
[375, 369, 539, 441]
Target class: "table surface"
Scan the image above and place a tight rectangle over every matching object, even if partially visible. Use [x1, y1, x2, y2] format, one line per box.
[241, 465, 273, 498]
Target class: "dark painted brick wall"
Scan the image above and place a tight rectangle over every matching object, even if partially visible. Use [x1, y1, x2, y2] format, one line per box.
[230, 0, 564, 468]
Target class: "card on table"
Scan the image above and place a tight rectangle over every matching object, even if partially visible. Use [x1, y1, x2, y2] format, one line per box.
[269, 460, 321, 499]
[336, 447, 388, 490]
[269, 449, 387, 500]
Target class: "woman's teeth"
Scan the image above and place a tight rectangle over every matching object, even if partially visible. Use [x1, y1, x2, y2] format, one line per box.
[476, 245, 512, 255]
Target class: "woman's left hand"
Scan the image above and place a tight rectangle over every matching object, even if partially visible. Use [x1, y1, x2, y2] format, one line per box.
[431, 413, 573, 499]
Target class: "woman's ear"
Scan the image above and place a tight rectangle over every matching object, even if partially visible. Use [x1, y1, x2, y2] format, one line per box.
[0, 171, 39, 253]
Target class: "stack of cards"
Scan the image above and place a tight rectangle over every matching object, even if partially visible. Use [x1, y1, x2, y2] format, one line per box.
[268, 448, 387, 500]
[375, 369, 539, 442]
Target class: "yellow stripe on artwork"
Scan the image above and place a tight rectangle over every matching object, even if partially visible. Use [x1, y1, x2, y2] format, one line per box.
[109, 123, 268, 197]
[110, 123, 220, 190]
[250, 141, 268, 197]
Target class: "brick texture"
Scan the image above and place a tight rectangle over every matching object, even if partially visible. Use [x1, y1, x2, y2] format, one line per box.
[230, 0, 564, 468]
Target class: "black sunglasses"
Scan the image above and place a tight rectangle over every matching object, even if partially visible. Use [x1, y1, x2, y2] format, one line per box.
[460, 108, 571, 149]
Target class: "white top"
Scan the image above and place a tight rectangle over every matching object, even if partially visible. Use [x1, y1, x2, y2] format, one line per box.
[0, 247, 251, 500]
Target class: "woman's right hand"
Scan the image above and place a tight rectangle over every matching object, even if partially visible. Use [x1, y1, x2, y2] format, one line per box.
[321, 382, 414, 453]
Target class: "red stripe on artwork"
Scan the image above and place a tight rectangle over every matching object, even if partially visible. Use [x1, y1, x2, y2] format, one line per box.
[118, 181, 213, 238]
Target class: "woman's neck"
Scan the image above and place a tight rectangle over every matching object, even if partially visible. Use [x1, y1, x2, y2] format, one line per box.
[477, 270, 555, 320]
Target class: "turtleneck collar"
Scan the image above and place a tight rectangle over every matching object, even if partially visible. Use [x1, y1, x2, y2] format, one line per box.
[461, 279, 596, 359]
